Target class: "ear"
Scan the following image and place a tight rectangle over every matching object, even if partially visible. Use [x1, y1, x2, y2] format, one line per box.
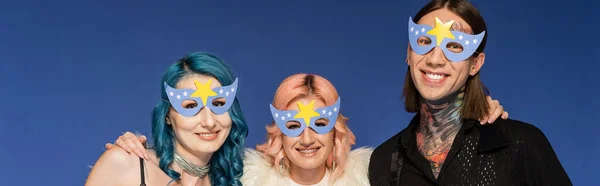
[469, 52, 485, 76]
[165, 117, 172, 125]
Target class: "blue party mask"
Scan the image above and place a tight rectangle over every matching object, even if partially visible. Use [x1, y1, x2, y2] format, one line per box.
[164, 78, 238, 117]
[269, 98, 341, 137]
[408, 16, 485, 62]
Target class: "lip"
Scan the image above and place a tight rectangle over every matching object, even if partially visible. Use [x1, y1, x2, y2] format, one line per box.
[295, 147, 321, 157]
[195, 130, 220, 141]
[420, 69, 449, 86]
[420, 69, 449, 76]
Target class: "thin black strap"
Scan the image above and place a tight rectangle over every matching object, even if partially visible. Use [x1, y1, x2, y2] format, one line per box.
[139, 158, 146, 186]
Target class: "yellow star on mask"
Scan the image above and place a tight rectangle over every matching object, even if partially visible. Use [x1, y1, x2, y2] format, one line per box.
[190, 79, 217, 106]
[427, 17, 456, 46]
[294, 100, 321, 126]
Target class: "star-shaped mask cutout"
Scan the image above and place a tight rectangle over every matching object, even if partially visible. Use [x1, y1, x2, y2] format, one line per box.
[293, 100, 321, 126]
[190, 79, 217, 106]
[426, 17, 456, 46]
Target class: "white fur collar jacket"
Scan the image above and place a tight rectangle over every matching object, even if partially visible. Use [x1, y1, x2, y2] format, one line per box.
[240, 147, 373, 186]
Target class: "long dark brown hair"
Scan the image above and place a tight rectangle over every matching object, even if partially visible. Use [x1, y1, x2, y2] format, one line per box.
[403, 0, 490, 120]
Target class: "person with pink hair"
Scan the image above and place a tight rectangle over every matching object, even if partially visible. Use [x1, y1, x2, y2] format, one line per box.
[106, 73, 508, 185]
[240, 73, 371, 185]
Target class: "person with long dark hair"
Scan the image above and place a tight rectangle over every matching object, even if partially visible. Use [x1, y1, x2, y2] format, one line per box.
[368, 0, 572, 185]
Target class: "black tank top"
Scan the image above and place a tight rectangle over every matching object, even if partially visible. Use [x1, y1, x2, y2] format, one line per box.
[139, 158, 146, 186]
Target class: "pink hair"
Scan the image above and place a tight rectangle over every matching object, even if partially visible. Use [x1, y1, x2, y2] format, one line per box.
[255, 73, 357, 182]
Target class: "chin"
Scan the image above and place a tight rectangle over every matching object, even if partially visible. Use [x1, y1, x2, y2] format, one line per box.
[412, 69, 457, 99]
[300, 162, 325, 169]
[293, 158, 326, 170]
[194, 145, 221, 153]
[195, 136, 229, 154]
[415, 85, 447, 101]
[420, 91, 447, 101]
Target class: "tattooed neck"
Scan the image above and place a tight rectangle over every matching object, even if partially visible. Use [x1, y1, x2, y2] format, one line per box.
[416, 86, 465, 178]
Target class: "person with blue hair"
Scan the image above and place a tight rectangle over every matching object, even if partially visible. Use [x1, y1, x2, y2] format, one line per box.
[85, 52, 248, 186]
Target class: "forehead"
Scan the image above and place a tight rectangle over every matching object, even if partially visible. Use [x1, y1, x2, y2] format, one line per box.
[176, 74, 222, 89]
[286, 97, 326, 111]
[418, 8, 472, 33]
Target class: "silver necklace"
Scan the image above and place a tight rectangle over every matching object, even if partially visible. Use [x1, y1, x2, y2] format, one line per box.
[173, 150, 210, 178]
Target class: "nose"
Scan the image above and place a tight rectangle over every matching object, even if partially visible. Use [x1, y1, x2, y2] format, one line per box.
[425, 47, 448, 67]
[299, 128, 316, 147]
[196, 107, 216, 129]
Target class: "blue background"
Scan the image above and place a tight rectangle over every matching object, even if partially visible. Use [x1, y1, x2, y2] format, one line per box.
[0, 0, 597, 185]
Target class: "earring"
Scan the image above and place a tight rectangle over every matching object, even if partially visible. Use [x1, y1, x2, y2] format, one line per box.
[278, 159, 286, 174]
[330, 147, 337, 170]
[333, 160, 337, 170]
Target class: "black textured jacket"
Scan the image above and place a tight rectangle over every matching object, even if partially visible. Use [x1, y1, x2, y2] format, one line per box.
[368, 114, 572, 186]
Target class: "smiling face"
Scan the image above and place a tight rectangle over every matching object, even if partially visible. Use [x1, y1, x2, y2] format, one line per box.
[281, 97, 334, 170]
[167, 74, 232, 156]
[407, 8, 485, 101]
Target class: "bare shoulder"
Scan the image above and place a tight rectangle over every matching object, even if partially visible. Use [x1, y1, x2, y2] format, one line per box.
[85, 147, 144, 186]
[145, 149, 160, 164]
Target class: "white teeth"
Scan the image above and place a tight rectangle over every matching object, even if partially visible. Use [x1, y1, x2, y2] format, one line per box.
[426, 73, 444, 80]
[198, 133, 216, 137]
[299, 149, 318, 154]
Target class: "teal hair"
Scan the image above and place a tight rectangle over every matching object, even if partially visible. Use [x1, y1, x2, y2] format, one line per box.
[151, 52, 248, 185]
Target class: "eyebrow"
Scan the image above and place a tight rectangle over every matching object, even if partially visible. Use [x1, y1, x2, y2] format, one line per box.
[449, 21, 473, 34]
